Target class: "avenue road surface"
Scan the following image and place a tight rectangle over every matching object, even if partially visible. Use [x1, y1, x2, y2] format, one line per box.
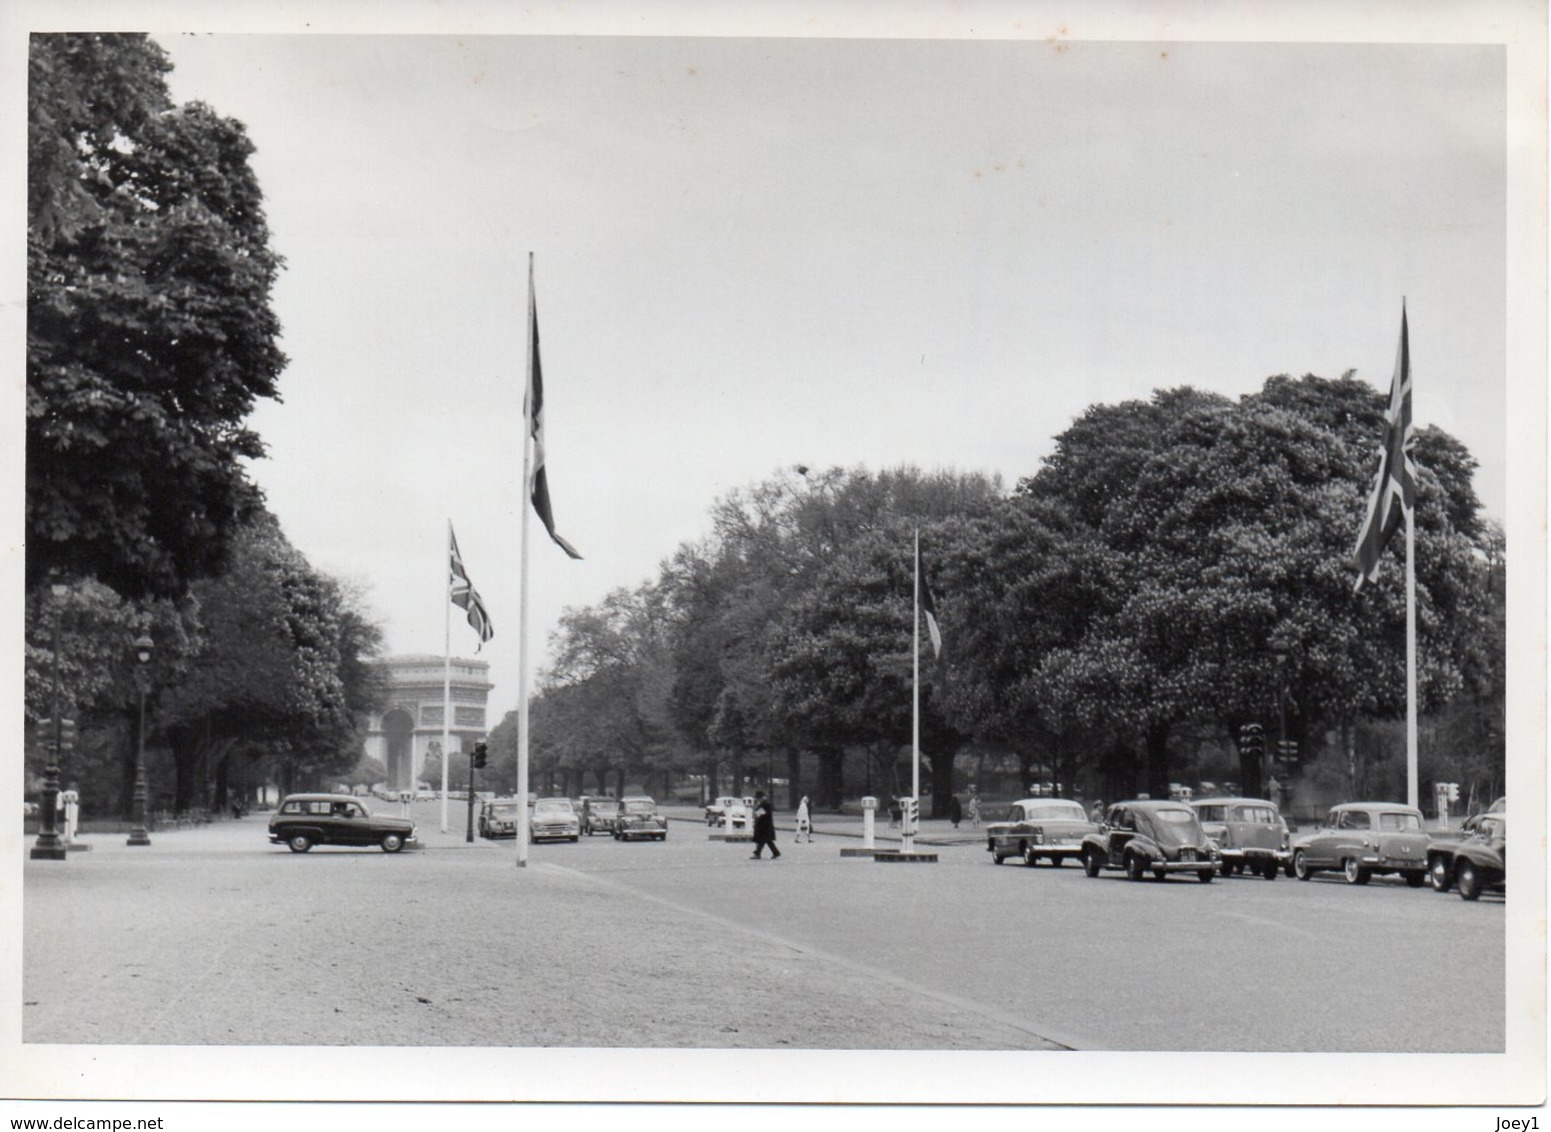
[22, 804, 1504, 1056]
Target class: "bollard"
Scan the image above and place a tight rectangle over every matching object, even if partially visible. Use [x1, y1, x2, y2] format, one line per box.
[841, 795, 880, 857]
[60, 790, 89, 851]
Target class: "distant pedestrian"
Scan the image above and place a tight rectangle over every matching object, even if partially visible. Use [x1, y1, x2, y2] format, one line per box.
[966, 790, 981, 829]
[1089, 800, 1105, 823]
[795, 795, 813, 843]
[888, 797, 901, 828]
[750, 791, 781, 859]
[948, 795, 963, 829]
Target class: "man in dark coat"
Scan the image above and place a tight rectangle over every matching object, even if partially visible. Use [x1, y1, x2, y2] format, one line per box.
[750, 791, 781, 859]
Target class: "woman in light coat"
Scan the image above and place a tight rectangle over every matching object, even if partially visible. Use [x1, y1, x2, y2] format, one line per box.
[795, 795, 813, 842]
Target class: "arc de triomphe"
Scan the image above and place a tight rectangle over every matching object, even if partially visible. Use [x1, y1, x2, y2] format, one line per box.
[364, 654, 492, 791]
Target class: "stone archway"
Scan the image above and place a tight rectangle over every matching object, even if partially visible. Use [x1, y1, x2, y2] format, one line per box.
[382, 708, 415, 791]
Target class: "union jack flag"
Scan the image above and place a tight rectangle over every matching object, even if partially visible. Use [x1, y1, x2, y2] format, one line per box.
[1353, 306, 1416, 591]
[449, 524, 494, 647]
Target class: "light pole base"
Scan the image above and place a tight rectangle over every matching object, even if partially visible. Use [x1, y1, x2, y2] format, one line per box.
[126, 830, 151, 847]
[29, 842, 67, 861]
[872, 849, 939, 863]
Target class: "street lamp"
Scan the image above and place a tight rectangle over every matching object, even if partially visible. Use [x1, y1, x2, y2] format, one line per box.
[30, 584, 71, 861]
[127, 633, 154, 847]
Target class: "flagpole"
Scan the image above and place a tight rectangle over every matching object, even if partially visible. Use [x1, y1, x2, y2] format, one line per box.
[516, 253, 536, 867]
[1405, 481, 1418, 811]
[441, 521, 452, 834]
[908, 528, 920, 855]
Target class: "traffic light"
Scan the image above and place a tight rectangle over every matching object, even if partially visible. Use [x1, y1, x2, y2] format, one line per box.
[471, 741, 488, 770]
[898, 796, 918, 831]
[1276, 738, 1299, 763]
[57, 718, 76, 755]
[1446, 782, 1460, 803]
[1238, 722, 1264, 758]
[36, 718, 76, 756]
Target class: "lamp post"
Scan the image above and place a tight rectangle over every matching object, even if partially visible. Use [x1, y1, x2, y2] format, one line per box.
[127, 633, 154, 847]
[30, 585, 70, 860]
[1268, 635, 1290, 795]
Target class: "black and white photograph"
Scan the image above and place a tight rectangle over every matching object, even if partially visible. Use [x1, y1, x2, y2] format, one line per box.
[5, 0, 1545, 1126]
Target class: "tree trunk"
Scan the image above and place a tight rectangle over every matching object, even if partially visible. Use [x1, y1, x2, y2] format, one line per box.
[1144, 721, 1171, 800]
[816, 747, 844, 810]
[1016, 749, 1033, 796]
[929, 745, 957, 817]
[785, 747, 802, 811]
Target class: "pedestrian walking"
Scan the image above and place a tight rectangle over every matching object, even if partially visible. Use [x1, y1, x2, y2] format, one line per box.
[750, 791, 781, 859]
[795, 795, 813, 843]
[1089, 799, 1106, 823]
[948, 795, 963, 829]
[966, 789, 981, 829]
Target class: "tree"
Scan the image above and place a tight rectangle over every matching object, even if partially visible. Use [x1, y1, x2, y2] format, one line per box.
[155, 513, 386, 810]
[28, 33, 285, 600]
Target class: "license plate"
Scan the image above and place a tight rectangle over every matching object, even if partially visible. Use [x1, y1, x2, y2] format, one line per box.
[1180, 850, 1196, 862]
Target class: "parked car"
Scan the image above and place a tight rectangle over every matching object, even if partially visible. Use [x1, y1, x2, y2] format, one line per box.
[528, 797, 580, 843]
[1190, 797, 1290, 879]
[1291, 802, 1428, 886]
[704, 795, 751, 828]
[614, 796, 669, 841]
[578, 796, 620, 836]
[268, 793, 417, 853]
[1427, 811, 1507, 900]
[1081, 800, 1218, 882]
[985, 798, 1099, 866]
[478, 799, 524, 839]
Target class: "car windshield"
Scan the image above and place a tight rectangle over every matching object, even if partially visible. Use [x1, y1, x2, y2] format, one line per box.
[1377, 811, 1420, 831]
[623, 801, 654, 814]
[1024, 802, 1086, 821]
[533, 800, 572, 815]
[1232, 805, 1277, 824]
[589, 801, 618, 812]
[1151, 807, 1196, 824]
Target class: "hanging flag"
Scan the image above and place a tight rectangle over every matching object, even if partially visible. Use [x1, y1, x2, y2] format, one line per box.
[528, 272, 583, 560]
[449, 524, 494, 647]
[916, 536, 943, 658]
[1352, 306, 1416, 591]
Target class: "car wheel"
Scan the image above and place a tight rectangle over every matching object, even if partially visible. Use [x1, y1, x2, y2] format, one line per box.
[381, 833, 404, 853]
[1198, 868, 1214, 883]
[287, 834, 312, 853]
[1083, 847, 1103, 877]
[1430, 857, 1452, 893]
[571, 835, 580, 843]
[992, 851, 1004, 865]
[1049, 855, 1063, 868]
[1021, 843, 1038, 867]
[1124, 853, 1146, 881]
[1404, 870, 1425, 888]
[1342, 858, 1370, 885]
[1218, 860, 1232, 878]
[1152, 866, 1166, 881]
[1293, 850, 1312, 880]
[1261, 860, 1278, 881]
[1457, 860, 1482, 901]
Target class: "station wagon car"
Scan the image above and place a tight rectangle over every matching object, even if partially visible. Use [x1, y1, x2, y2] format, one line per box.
[578, 796, 619, 836]
[1427, 811, 1506, 900]
[478, 799, 523, 839]
[528, 797, 581, 843]
[1190, 797, 1290, 879]
[1291, 802, 1428, 886]
[614, 796, 669, 841]
[986, 798, 1099, 866]
[1081, 801, 1218, 882]
[268, 793, 417, 853]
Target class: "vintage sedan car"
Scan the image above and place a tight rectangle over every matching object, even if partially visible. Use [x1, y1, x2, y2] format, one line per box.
[1427, 811, 1506, 900]
[528, 797, 581, 843]
[478, 799, 524, 839]
[614, 796, 669, 841]
[578, 796, 620, 836]
[268, 793, 417, 853]
[985, 798, 1099, 866]
[1291, 801, 1428, 886]
[1081, 801, 1218, 882]
[704, 795, 751, 828]
[1190, 797, 1291, 879]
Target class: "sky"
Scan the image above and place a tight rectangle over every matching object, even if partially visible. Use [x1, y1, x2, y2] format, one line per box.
[145, 27, 1521, 718]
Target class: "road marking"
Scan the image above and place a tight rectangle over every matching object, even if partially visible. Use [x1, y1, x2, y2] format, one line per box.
[539, 861, 1098, 1051]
